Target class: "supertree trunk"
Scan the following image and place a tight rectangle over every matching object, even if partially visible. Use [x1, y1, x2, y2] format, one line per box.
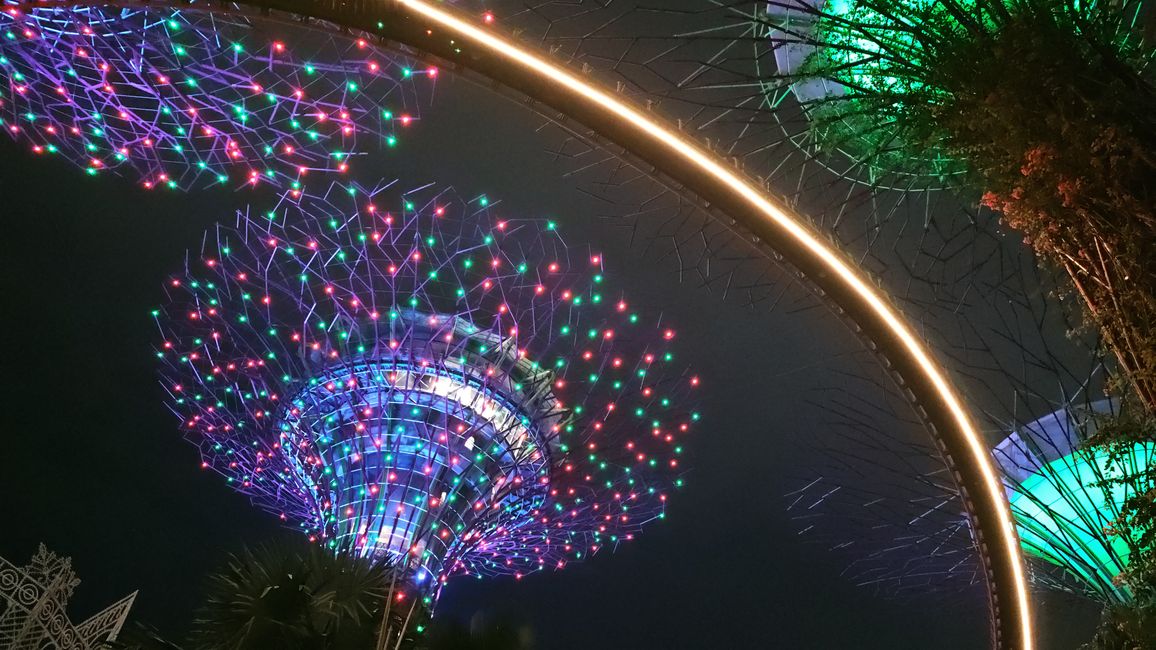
[940, 17, 1156, 415]
[1062, 241, 1156, 413]
[985, 170, 1156, 414]
[981, 123, 1156, 414]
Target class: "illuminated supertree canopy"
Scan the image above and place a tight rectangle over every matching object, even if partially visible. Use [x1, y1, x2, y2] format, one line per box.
[996, 400, 1154, 605]
[0, 4, 431, 190]
[764, 0, 1152, 179]
[152, 179, 699, 610]
[761, 0, 965, 181]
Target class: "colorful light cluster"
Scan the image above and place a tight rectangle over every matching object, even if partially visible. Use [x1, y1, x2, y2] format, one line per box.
[995, 401, 1154, 604]
[153, 181, 699, 604]
[0, 5, 429, 190]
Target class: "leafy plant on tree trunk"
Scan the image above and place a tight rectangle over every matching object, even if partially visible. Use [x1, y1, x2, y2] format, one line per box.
[780, 0, 1156, 410]
[1082, 406, 1156, 648]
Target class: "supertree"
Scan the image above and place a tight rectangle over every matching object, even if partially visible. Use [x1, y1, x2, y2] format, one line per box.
[757, 0, 965, 183]
[151, 179, 699, 635]
[755, 0, 1153, 174]
[995, 398, 1154, 605]
[756, 0, 1156, 410]
[0, 4, 431, 190]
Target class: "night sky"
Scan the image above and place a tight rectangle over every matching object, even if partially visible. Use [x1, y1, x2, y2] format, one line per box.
[0, 15, 1103, 649]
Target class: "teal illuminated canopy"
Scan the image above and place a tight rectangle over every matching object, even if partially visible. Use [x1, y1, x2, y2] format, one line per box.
[1008, 443, 1153, 603]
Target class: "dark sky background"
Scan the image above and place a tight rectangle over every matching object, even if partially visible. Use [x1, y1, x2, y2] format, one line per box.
[0, 14, 1103, 649]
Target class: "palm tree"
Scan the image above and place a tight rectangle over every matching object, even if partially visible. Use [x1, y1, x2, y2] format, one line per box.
[187, 541, 426, 650]
[108, 540, 531, 650]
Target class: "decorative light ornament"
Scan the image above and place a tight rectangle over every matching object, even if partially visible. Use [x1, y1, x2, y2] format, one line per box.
[0, 5, 428, 190]
[155, 180, 699, 604]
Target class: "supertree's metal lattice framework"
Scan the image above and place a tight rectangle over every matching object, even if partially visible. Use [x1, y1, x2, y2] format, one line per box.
[996, 399, 1153, 605]
[759, 0, 1151, 180]
[784, 247, 1155, 610]
[0, 4, 431, 190]
[153, 179, 699, 605]
[791, 376, 1155, 607]
[473, 0, 1007, 333]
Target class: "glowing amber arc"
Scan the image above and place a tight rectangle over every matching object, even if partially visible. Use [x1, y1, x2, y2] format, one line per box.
[16, 0, 1033, 646]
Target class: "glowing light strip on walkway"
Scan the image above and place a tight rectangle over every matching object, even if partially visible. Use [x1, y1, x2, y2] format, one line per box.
[394, 1, 1033, 647]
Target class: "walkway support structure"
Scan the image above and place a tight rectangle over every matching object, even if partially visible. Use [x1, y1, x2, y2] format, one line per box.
[18, 1, 1035, 647]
